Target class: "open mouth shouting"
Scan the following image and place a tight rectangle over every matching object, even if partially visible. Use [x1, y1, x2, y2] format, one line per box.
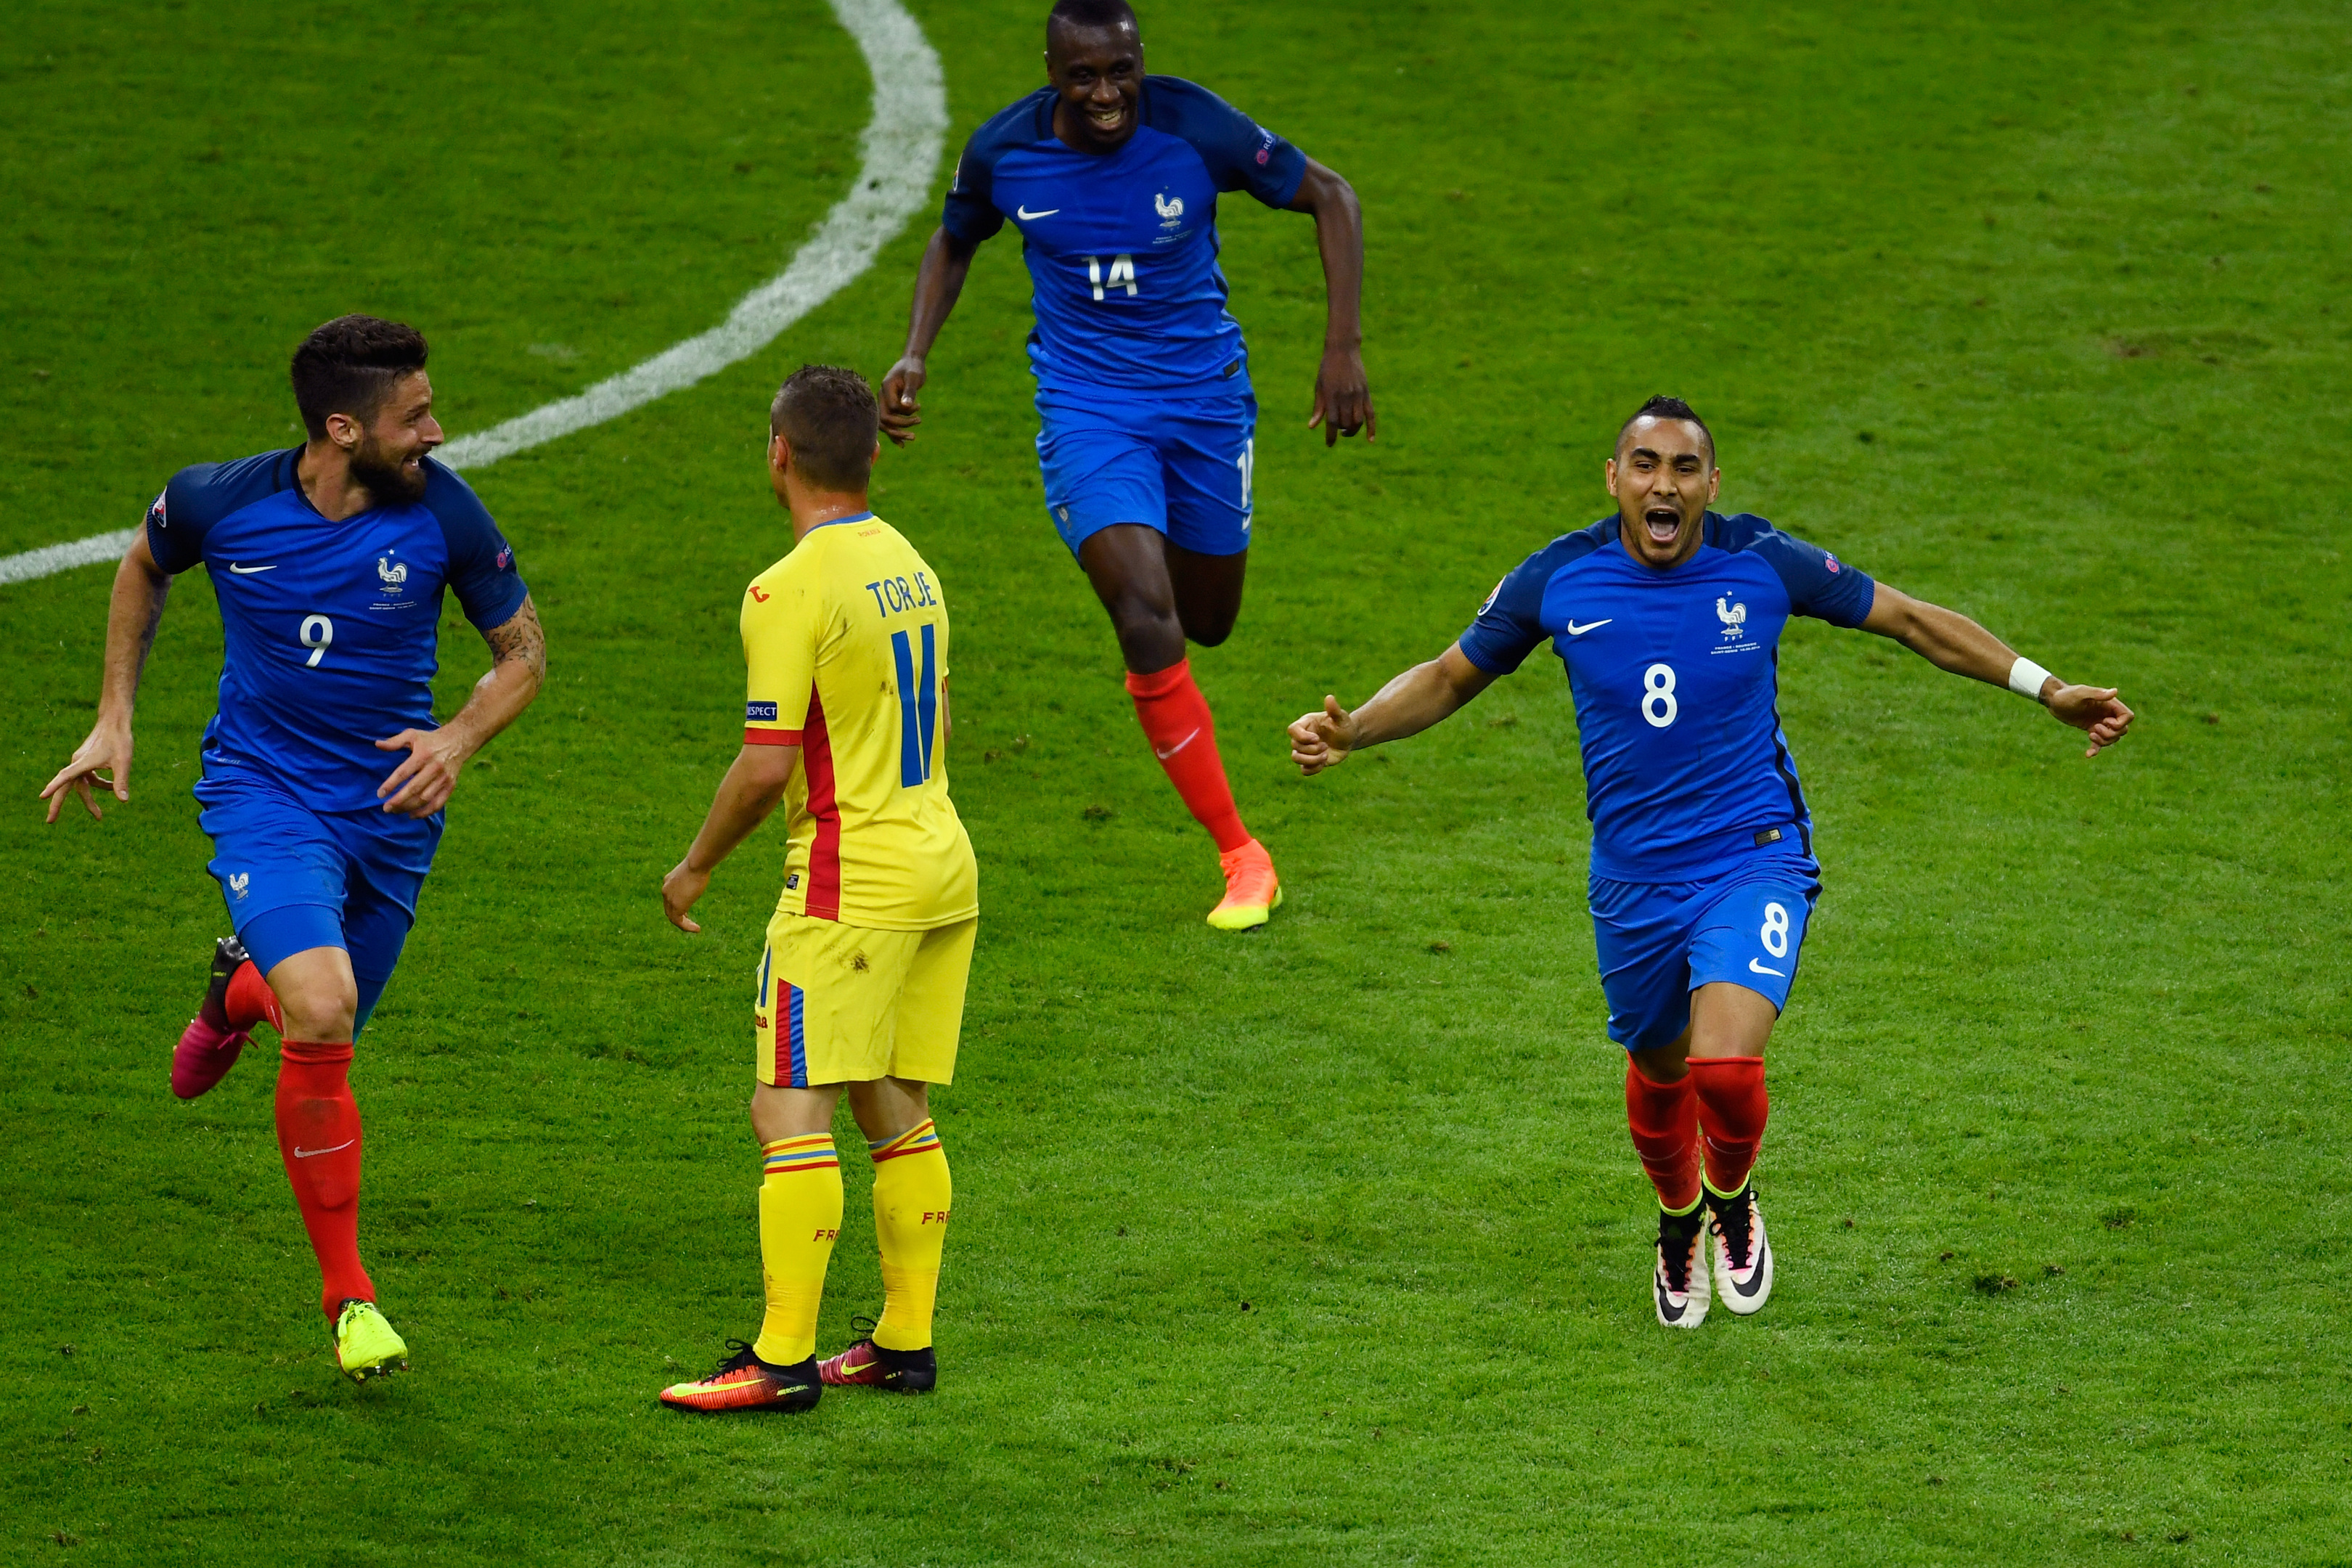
[1643, 505, 1684, 545]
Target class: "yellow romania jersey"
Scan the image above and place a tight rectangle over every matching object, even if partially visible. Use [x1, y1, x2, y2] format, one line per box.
[741, 511, 977, 931]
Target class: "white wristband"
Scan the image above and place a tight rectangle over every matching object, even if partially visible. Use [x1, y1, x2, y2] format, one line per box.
[2007, 657, 2054, 702]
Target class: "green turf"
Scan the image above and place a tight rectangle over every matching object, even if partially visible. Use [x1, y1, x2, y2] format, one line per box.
[5, 0, 2350, 1561]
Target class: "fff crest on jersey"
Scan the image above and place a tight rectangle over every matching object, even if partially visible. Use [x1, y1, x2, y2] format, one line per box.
[377, 555, 408, 592]
[1711, 595, 1760, 656]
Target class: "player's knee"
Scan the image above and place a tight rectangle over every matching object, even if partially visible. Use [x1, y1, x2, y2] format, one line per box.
[1111, 606, 1185, 671]
[1182, 610, 1238, 648]
[277, 972, 358, 1040]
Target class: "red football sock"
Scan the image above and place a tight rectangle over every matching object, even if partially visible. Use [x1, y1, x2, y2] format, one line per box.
[274, 1040, 373, 1318]
[1124, 659, 1251, 853]
[1624, 1059, 1702, 1212]
[1690, 1055, 1770, 1196]
[225, 960, 282, 1032]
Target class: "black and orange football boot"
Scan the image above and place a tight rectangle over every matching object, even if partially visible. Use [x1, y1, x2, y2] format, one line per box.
[659, 1340, 821, 1413]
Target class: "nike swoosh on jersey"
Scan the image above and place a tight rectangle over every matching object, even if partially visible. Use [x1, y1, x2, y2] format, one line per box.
[1015, 205, 1061, 220]
[293, 1139, 355, 1159]
[1155, 729, 1200, 760]
[1564, 618, 1612, 635]
[227, 563, 277, 574]
[1748, 958, 1786, 977]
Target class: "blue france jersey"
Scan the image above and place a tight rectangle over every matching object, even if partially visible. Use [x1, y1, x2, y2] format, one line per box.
[1458, 513, 1877, 882]
[144, 449, 529, 813]
[942, 76, 1308, 399]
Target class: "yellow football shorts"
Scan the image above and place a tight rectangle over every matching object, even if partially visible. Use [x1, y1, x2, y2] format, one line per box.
[754, 912, 976, 1088]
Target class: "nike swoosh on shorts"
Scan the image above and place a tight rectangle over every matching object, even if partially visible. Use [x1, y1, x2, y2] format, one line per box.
[1565, 618, 1612, 635]
[229, 563, 277, 573]
[1748, 959, 1786, 977]
[1016, 205, 1060, 219]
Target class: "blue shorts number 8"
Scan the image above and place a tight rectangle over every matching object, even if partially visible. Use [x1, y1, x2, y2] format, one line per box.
[1588, 857, 1821, 1053]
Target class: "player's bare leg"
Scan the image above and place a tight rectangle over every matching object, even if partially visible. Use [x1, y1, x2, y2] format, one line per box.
[1162, 538, 1247, 650]
[1634, 984, 1778, 1319]
[1077, 523, 1244, 672]
[1079, 525, 1279, 930]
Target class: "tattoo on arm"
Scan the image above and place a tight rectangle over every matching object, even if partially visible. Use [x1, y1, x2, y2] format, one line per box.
[482, 597, 547, 682]
[134, 578, 171, 672]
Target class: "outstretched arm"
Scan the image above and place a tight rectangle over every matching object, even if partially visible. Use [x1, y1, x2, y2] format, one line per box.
[375, 596, 547, 816]
[1859, 582, 2133, 757]
[662, 742, 802, 934]
[879, 227, 981, 446]
[39, 531, 173, 822]
[1286, 159, 1374, 446]
[1289, 642, 1495, 775]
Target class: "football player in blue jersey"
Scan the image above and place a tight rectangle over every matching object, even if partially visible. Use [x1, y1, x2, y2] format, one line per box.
[1288, 396, 2132, 1328]
[38, 315, 547, 1378]
[877, 0, 1373, 931]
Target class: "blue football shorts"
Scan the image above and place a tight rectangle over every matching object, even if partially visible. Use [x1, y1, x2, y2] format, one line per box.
[193, 767, 441, 991]
[1035, 386, 1257, 559]
[1588, 854, 1822, 1052]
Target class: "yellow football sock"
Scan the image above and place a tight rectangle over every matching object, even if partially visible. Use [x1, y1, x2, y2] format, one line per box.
[751, 1134, 842, 1365]
[868, 1118, 951, 1352]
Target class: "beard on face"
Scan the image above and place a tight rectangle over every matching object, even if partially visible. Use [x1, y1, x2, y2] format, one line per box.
[348, 434, 429, 504]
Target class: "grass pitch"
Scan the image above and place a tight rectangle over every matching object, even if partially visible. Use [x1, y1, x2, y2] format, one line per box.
[5, 0, 2350, 1562]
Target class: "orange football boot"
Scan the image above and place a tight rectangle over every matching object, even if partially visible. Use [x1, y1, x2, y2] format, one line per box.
[1207, 837, 1281, 931]
[658, 1341, 820, 1413]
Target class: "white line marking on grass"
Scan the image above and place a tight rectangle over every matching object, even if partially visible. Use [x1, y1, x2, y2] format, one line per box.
[0, 529, 142, 587]
[1, 0, 944, 587]
[440, 0, 943, 470]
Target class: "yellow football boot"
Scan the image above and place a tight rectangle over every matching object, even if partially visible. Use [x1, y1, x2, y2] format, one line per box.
[334, 1299, 409, 1381]
[1206, 838, 1282, 931]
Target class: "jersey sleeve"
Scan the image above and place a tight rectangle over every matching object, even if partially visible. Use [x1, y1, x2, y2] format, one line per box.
[143, 469, 211, 575]
[1148, 76, 1308, 208]
[942, 105, 1028, 246]
[741, 577, 817, 746]
[144, 452, 298, 574]
[1738, 518, 1877, 627]
[422, 462, 529, 629]
[1458, 547, 1559, 675]
[1458, 523, 1612, 674]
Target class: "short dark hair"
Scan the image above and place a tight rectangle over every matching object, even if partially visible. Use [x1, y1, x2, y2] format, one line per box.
[769, 365, 879, 491]
[1616, 394, 1714, 460]
[290, 315, 429, 440]
[1048, 0, 1138, 38]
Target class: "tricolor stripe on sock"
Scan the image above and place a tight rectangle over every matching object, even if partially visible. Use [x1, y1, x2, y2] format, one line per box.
[870, 1119, 941, 1162]
[764, 1134, 839, 1175]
